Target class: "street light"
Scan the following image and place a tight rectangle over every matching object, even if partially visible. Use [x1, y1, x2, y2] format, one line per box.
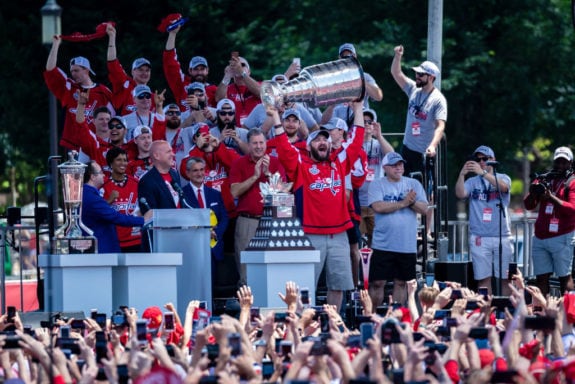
[41, 0, 61, 46]
[40, 0, 61, 272]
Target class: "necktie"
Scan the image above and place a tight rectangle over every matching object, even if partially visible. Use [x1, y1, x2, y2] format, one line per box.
[197, 188, 204, 208]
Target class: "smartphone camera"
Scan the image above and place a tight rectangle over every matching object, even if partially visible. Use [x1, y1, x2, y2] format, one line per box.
[274, 312, 288, 323]
[6, 306, 16, 323]
[301, 288, 310, 305]
[360, 322, 374, 347]
[164, 312, 175, 332]
[319, 312, 330, 333]
[136, 320, 148, 345]
[228, 332, 242, 356]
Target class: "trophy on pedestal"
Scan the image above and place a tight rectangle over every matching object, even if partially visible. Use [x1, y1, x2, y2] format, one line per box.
[54, 151, 97, 254]
[246, 173, 313, 250]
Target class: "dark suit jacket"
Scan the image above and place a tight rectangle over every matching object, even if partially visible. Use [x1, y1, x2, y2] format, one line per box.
[82, 184, 144, 253]
[182, 184, 229, 261]
[137, 167, 181, 213]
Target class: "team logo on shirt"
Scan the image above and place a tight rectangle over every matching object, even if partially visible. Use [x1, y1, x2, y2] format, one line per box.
[308, 165, 320, 175]
[309, 170, 342, 196]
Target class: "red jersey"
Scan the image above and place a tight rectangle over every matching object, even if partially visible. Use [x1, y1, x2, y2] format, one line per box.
[43, 67, 113, 150]
[102, 175, 142, 249]
[126, 157, 153, 180]
[524, 177, 575, 239]
[229, 155, 286, 217]
[162, 49, 217, 110]
[107, 59, 151, 115]
[276, 125, 365, 235]
[225, 83, 261, 126]
[180, 143, 240, 216]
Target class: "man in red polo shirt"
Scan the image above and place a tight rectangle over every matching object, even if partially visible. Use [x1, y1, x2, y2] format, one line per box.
[229, 128, 285, 284]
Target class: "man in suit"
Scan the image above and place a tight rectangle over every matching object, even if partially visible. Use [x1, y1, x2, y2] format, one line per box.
[138, 140, 183, 213]
[82, 160, 153, 253]
[183, 157, 230, 292]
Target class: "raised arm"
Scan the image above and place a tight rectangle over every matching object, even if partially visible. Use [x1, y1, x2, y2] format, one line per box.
[106, 23, 117, 61]
[46, 35, 61, 71]
[391, 45, 409, 90]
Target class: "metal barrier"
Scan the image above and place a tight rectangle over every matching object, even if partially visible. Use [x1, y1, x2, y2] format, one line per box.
[440, 216, 536, 277]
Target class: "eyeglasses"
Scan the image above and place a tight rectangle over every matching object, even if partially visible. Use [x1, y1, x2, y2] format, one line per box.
[364, 120, 373, 125]
[415, 72, 428, 78]
[109, 124, 124, 130]
[137, 93, 152, 100]
[475, 156, 489, 162]
[218, 111, 235, 116]
[166, 111, 181, 116]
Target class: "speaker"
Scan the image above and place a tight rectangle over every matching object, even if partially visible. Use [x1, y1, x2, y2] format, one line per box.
[434, 261, 476, 291]
[19, 311, 85, 329]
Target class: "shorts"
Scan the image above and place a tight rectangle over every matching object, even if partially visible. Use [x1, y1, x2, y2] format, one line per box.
[308, 233, 353, 290]
[532, 231, 575, 277]
[368, 248, 416, 282]
[469, 235, 514, 280]
[346, 219, 360, 245]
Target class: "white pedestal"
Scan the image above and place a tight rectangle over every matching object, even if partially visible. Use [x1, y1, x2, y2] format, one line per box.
[242, 250, 320, 308]
[113, 253, 182, 312]
[39, 253, 117, 316]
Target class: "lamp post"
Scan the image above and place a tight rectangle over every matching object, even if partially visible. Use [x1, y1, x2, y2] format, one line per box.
[40, 1, 61, 313]
[41, 0, 61, 245]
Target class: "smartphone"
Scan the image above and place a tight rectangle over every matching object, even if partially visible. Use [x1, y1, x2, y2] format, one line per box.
[381, 320, 401, 344]
[275, 338, 282, 354]
[433, 309, 451, 320]
[346, 334, 362, 348]
[165, 344, 175, 357]
[231, 51, 239, 59]
[209, 316, 222, 324]
[468, 327, 489, 339]
[136, 320, 147, 345]
[392, 368, 405, 384]
[492, 296, 512, 311]
[23, 325, 35, 337]
[437, 281, 447, 290]
[412, 332, 425, 342]
[262, 360, 274, 379]
[206, 343, 219, 360]
[351, 291, 360, 301]
[445, 317, 458, 327]
[280, 340, 292, 356]
[391, 302, 402, 310]
[60, 325, 71, 339]
[250, 307, 260, 323]
[71, 319, 86, 329]
[111, 314, 126, 327]
[425, 274, 435, 287]
[90, 309, 98, 320]
[3, 335, 20, 349]
[96, 339, 108, 362]
[228, 332, 242, 356]
[95, 313, 107, 329]
[465, 301, 480, 310]
[293, 57, 301, 66]
[451, 289, 462, 300]
[274, 312, 287, 323]
[199, 301, 207, 310]
[301, 288, 310, 305]
[117, 364, 129, 380]
[478, 286, 489, 300]
[319, 312, 330, 333]
[360, 322, 374, 347]
[508, 263, 518, 280]
[199, 376, 218, 384]
[491, 369, 518, 383]
[376, 305, 390, 315]
[6, 306, 16, 323]
[523, 315, 556, 331]
[164, 312, 175, 331]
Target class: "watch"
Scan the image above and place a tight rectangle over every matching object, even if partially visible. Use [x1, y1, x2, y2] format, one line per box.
[241, 71, 247, 78]
[482, 169, 488, 176]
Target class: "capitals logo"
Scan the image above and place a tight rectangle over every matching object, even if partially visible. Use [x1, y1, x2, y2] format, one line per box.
[308, 169, 342, 196]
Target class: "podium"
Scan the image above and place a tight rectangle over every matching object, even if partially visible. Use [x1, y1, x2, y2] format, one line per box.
[112, 253, 182, 312]
[39, 253, 117, 315]
[152, 209, 211, 317]
[242, 250, 320, 308]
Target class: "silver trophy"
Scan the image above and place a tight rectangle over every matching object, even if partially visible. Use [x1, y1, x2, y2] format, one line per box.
[261, 57, 365, 108]
[55, 151, 97, 254]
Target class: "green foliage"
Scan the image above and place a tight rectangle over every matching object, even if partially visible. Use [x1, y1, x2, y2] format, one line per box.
[1, 0, 575, 213]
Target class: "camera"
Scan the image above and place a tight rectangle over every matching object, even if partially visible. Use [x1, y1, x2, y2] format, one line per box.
[529, 170, 566, 196]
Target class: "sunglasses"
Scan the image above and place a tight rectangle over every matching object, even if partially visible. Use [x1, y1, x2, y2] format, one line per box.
[137, 93, 152, 100]
[166, 111, 181, 116]
[218, 111, 235, 116]
[364, 120, 373, 125]
[109, 124, 124, 130]
[475, 156, 489, 162]
[240, 63, 247, 67]
[415, 72, 428, 78]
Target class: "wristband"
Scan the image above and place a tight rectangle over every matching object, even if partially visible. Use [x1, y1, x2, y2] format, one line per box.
[273, 124, 283, 128]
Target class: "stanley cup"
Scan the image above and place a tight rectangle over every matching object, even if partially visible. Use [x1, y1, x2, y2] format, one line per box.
[261, 57, 365, 109]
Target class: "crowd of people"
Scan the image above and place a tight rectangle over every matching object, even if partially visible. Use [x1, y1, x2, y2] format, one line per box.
[38, 16, 575, 383]
[2, 275, 575, 384]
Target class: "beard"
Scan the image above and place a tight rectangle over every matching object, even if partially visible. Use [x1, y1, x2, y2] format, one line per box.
[415, 78, 429, 88]
[166, 118, 181, 129]
[193, 74, 207, 83]
[310, 145, 330, 162]
[217, 118, 235, 131]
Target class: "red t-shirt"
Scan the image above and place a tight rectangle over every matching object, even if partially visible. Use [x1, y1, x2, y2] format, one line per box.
[102, 175, 142, 248]
[229, 154, 285, 216]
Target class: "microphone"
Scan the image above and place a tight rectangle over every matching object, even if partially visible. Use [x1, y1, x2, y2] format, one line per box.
[486, 161, 500, 167]
[139, 197, 151, 211]
[171, 181, 193, 209]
